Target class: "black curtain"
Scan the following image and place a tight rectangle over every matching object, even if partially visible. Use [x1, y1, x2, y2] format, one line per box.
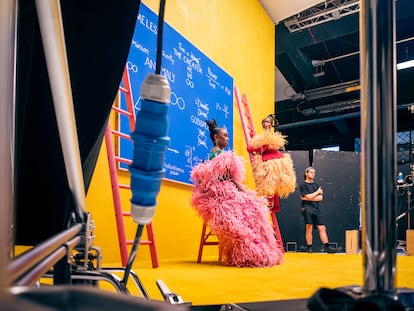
[14, 0, 140, 245]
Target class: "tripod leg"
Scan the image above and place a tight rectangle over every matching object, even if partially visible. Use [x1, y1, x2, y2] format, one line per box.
[120, 225, 144, 291]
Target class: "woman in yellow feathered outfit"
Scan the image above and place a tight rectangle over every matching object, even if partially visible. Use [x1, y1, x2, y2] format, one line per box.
[247, 114, 296, 211]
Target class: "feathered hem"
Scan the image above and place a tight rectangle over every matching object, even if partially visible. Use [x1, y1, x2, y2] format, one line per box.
[249, 132, 296, 198]
[190, 151, 283, 267]
[252, 153, 297, 198]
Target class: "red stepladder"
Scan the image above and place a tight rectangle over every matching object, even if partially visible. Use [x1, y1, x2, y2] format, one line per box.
[234, 85, 285, 253]
[104, 66, 159, 268]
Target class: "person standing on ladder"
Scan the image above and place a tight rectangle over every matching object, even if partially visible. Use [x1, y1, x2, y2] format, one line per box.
[247, 114, 297, 210]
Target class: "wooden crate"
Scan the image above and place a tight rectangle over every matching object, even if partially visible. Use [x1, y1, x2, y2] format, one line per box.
[345, 230, 359, 254]
[407, 230, 414, 256]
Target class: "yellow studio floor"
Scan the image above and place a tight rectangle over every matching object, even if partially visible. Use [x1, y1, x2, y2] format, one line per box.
[101, 252, 414, 306]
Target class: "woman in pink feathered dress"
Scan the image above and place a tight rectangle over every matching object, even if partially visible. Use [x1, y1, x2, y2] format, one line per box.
[190, 119, 283, 267]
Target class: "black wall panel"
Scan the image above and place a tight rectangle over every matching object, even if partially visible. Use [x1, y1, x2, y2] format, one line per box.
[278, 150, 361, 252]
[312, 150, 361, 249]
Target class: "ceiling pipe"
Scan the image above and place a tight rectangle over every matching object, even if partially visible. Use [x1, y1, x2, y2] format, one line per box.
[312, 51, 359, 65]
[304, 79, 360, 100]
[278, 111, 360, 129]
[297, 33, 414, 101]
[311, 35, 414, 67]
[278, 103, 410, 130]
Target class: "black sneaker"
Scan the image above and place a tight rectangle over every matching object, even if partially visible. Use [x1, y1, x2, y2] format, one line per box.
[308, 247, 313, 253]
[326, 246, 342, 254]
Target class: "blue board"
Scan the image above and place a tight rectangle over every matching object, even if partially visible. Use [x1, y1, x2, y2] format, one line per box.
[119, 4, 234, 185]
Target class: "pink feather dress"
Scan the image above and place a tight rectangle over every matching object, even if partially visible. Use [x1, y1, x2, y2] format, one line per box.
[190, 151, 283, 267]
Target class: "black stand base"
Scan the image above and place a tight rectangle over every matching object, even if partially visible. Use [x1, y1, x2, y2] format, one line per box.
[15, 285, 185, 311]
[307, 286, 414, 311]
[191, 287, 414, 311]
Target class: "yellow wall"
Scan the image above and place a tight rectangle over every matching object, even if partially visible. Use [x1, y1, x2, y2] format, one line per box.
[86, 0, 275, 265]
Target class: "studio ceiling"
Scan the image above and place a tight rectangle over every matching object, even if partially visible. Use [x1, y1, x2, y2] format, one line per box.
[260, 0, 414, 150]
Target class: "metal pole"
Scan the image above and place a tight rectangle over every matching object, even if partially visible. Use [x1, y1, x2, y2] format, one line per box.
[34, 0, 86, 222]
[360, 0, 397, 295]
[0, 0, 17, 299]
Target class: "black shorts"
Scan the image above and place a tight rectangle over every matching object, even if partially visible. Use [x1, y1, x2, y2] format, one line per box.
[302, 206, 324, 226]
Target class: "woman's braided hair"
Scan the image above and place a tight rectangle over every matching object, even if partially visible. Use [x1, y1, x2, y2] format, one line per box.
[206, 118, 223, 145]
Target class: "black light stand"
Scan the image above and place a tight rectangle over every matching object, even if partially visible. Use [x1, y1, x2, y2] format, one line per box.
[396, 173, 414, 256]
[396, 176, 413, 226]
[307, 1, 414, 309]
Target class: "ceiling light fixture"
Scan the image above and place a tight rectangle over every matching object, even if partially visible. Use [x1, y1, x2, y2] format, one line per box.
[397, 60, 414, 70]
[312, 60, 326, 78]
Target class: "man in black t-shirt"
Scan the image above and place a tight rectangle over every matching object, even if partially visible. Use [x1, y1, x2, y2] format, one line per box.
[299, 166, 341, 253]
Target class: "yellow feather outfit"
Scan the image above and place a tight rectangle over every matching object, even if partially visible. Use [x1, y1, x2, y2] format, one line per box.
[249, 131, 296, 199]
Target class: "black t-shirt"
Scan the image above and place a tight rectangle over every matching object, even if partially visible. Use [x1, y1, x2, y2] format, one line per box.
[299, 181, 320, 209]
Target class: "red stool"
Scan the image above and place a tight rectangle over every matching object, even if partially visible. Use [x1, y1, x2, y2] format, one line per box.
[197, 222, 222, 263]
